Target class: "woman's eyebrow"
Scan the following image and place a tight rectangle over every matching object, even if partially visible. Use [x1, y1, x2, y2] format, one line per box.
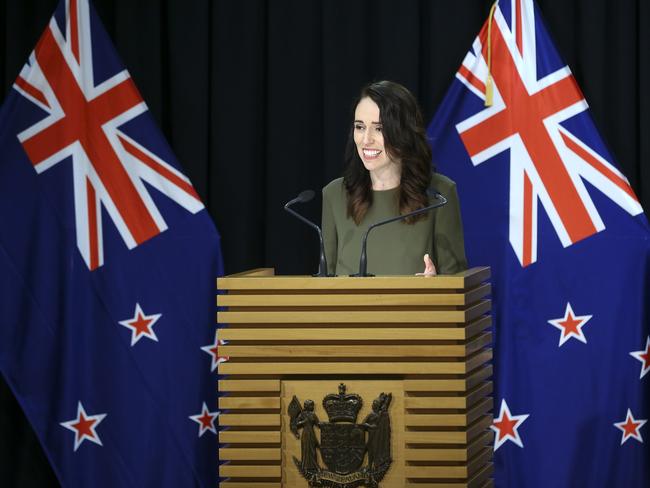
[354, 120, 382, 124]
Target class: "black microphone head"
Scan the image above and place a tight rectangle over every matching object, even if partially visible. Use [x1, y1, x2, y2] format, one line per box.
[427, 188, 447, 205]
[297, 189, 315, 203]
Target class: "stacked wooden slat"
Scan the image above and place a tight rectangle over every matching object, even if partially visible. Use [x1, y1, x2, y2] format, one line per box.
[216, 267, 493, 488]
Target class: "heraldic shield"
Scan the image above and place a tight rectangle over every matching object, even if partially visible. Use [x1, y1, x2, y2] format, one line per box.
[320, 422, 365, 473]
[287, 383, 392, 488]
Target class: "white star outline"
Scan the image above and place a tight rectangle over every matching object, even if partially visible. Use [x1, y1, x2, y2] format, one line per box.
[629, 337, 650, 379]
[200, 331, 229, 371]
[59, 401, 107, 451]
[547, 302, 593, 346]
[613, 408, 647, 445]
[491, 399, 530, 451]
[118, 302, 162, 346]
[189, 402, 220, 437]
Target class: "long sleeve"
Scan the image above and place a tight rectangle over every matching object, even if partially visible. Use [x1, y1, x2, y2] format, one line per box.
[432, 181, 468, 274]
[321, 188, 338, 276]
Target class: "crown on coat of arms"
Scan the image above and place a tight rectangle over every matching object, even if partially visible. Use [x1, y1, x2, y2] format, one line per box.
[322, 383, 362, 423]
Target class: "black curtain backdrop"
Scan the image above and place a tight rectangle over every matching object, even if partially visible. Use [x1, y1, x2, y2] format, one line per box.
[0, 0, 648, 485]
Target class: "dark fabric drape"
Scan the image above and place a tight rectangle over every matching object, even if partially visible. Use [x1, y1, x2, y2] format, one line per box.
[0, 0, 647, 485]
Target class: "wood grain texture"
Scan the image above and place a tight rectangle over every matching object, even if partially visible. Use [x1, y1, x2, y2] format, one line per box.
[218, 414, 280, 427]
[220, 333, 491, 358]
[218, 379, 280, 392]
[218, 355, 491, 376]
[218, 397, 280, 409]
[218, 316, 490, 341]
[218, 431, 280, 444]
[404, 415, 493, 445]
[404, 448, 490, 478]
[404, 366, 493, 393]
[217, 283, 491, 307]
[218, 300, 490, 324]
[405, 398, 492, 427]
[404, 382, 493, 409]
[403, 432, 492, 461]
[218, 465, 281, 478]
[219, 448, 281, 461]
[404, 462, 493, 487]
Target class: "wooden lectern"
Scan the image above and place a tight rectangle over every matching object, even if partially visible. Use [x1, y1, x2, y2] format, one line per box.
[216, 267, 493, 488]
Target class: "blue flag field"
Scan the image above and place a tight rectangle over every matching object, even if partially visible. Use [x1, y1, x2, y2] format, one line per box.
[0, 0, 222, 486]
[429, 0, 650, 486]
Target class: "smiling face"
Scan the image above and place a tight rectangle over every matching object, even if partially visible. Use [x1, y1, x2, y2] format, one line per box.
[353, 97, 400, 176]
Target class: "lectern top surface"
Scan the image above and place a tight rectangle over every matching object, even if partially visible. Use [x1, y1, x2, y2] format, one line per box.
[217, 266, 489, 291]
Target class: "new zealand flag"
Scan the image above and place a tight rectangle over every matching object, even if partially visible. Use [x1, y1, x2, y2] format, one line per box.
[0, 0, 222, 486]
[428, 0, 649, 486]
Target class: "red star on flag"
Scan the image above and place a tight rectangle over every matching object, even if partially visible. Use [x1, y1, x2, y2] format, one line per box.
[60, 402, 107, 451]
[491, 399, 530, 451]
[119, 303, 162, 346]
[547, 302, 592, 346]
[200, 332, 229, 371]
[189, 402, 219, 437]
[614, 408, 647, 445]
[629, 337, 650, 379]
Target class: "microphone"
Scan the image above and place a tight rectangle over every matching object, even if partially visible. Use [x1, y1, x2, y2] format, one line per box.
[351, 190, 448, 277]
[283, 190, 331, 277]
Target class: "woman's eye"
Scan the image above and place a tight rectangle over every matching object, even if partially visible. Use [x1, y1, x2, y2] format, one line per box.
[375, 126, 383, 132]
[354, 124, 365, 131]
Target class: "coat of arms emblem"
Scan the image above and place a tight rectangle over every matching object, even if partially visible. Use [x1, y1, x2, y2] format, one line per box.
[287, 383, 392, 488]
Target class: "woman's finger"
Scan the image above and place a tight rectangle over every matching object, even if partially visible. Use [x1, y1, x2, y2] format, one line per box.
[416, 254, 437, 276]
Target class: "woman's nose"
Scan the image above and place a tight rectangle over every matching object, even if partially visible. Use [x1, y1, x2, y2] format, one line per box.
[362, 129, 373, 144]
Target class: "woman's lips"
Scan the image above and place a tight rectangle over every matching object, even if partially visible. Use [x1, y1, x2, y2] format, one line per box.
[362, 148, 382, 159]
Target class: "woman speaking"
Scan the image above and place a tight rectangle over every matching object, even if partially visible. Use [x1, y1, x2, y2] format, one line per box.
[322, 80, 467, 276]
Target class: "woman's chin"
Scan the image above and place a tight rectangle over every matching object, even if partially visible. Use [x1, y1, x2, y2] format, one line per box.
[362, 159, 384, 172]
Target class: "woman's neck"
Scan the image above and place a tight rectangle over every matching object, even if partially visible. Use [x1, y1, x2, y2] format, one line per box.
[369, 165, 401, 190]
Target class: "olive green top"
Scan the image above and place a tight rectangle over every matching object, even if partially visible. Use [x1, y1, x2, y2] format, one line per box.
[321, 174, 467, 276]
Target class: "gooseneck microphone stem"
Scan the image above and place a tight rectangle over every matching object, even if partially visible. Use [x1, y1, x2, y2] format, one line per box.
[352, 192, 448, 277]
[283, 190, 331, 277]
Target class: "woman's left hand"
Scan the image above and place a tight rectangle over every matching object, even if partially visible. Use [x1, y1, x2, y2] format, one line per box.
[416, 253, 437, 276]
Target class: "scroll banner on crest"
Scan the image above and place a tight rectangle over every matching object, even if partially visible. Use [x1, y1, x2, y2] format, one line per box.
[0, 0, 223, 486]
[428, 0, 650, 486]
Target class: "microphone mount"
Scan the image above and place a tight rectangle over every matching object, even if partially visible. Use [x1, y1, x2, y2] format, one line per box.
[283, 190, 332, 277]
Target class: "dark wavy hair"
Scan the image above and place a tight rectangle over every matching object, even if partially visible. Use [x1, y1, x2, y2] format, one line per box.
[343, 80, 433, 225]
